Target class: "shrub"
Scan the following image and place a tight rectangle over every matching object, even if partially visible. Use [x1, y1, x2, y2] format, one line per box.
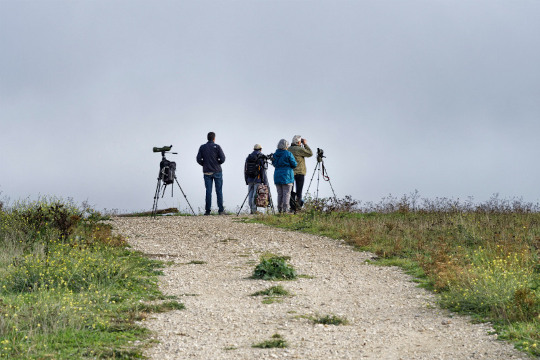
[252, 254, 297, 280]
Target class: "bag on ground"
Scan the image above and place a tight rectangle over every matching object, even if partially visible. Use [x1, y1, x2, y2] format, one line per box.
[256, 184, 269, 207]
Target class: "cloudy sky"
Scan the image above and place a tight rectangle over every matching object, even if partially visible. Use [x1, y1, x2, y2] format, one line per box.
[1, 0, 539, 213]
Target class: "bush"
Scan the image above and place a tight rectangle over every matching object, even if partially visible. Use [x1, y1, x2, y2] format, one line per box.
[252, 254, 297, 280]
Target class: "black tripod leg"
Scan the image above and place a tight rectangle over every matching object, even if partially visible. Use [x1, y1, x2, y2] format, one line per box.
[161, 184, 168, 198]
[267, 185, 275, 215]
[174, 177, 196, 215]
[237, 191, 250, 216]
[152, 178, 162, 217]
[305, 162, 319, 200]
[316, 164, 321, 200]
[321, 161, 338, 202]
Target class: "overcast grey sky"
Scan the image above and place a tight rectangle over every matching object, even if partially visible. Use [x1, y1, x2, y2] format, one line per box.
[1, 0, 540, 213]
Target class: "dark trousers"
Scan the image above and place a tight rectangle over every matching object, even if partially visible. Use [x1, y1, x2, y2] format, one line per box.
[204, 172, 224, 214]
[294, 174, 305, 207]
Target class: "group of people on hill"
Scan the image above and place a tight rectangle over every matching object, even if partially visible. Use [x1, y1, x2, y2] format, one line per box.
[196, 132, 313, 215]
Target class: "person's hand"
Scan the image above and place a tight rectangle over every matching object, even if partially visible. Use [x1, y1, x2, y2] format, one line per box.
[301, 138, 307, 145]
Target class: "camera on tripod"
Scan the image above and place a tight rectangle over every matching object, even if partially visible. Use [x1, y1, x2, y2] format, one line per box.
[316, 148, 325, 163]
[257, 153, 274, 169]
[153, 145, 173, 153]
[151, 145, 195, 216]
[154, 145, 176, 185]
[259, 153, 274, 162]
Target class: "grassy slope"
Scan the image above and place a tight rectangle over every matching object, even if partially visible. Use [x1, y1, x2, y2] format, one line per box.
[0, 199, 182, 359]
[252, 206, 540, 357]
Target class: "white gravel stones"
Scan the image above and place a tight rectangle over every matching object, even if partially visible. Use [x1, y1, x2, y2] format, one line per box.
[111, 216, 529, 360]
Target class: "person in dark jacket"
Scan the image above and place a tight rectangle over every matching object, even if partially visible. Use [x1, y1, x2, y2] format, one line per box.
[271, 139, 297, 213]
[244, 144, 268, 214]
[196, 132, 226, 215]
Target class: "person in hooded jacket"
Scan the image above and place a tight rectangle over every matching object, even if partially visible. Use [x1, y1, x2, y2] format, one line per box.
[271, 139, 297, 213]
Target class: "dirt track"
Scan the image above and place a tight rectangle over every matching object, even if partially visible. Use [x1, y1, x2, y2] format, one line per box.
[112, 216, 529, 360]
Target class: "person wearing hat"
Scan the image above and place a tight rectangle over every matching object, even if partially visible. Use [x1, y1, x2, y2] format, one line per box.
[288, 135, 313, 209]
[244, 144, 268, 214]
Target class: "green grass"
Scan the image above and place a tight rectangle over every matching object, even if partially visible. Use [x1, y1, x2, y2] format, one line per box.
[252, 334, 287, 348]
[252, 195, 540, 357]
[251, 285, 291, 304]
[306, 314, 349, 325]
[251, 285, 291, 297]
[0, 197, 183, 359]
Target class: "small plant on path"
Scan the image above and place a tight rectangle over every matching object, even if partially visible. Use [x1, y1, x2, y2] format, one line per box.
[251, 285, 291, 297]
[252, 253, 297, 280]
[252, 333, 288, 348]
[251, 285, 291, 304]
[307, 314, 349, 325]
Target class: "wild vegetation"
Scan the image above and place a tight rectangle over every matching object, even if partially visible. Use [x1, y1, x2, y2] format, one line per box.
[255, 193, 540, 356]
[0, 197, 181, 359]
[252, 253, 297, 281]
[252, 333, 288, 349]
[305, 314, 349, 326]
[251, 285, 291, 304]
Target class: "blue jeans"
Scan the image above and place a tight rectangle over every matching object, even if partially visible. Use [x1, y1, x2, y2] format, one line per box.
[247, 182, 260, 214]
[204, 172, 224, 214]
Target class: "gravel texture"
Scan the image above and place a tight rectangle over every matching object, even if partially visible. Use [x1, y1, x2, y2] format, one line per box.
[111, 215, 529, 360]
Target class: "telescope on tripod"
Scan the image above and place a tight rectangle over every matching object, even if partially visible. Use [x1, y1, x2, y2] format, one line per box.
[151, 145, 196, 217]
[305, 148, 337, 202]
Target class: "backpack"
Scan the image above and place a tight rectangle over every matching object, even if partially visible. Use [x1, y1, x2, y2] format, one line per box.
[160, 159, 176, 185]
[245, 153, 260, 178]
[256, 184, 269, 207]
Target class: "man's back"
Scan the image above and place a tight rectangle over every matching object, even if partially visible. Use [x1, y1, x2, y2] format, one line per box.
[197, 141, 226, 173]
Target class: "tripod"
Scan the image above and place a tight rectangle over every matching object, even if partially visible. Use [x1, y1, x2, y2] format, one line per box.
[237, 161, 275, 216]
[305, 148, 337, 202]
[152, 151, 196, 217]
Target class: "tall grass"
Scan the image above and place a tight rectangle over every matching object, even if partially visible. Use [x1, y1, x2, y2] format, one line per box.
[255, 193, 540, 356]
[0, 197, 181, 359]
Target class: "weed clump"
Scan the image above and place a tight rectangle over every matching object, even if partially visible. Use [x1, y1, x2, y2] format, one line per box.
[252, 333, 288, 348]
[251, 285, 290, 297]
[251, 285, 291, 304]
[308, 314, 349, 325]
[252, 254, 297, 280]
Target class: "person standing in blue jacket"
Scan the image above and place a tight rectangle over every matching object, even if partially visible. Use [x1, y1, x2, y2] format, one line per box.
[271, 139, 297, 213]
[196, 132, 226, 215]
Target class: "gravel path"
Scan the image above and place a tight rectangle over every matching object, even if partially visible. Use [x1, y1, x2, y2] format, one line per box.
[112, 216, 529, 360]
